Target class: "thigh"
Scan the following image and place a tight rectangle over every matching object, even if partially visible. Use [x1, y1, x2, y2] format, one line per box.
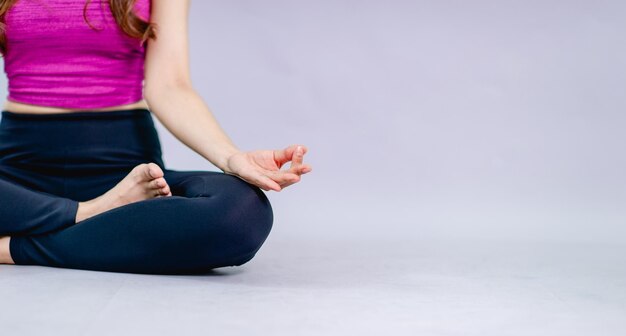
[163, 169, 243, 198]
[0, 163, 65, 196]
[161, 169, 274, 230]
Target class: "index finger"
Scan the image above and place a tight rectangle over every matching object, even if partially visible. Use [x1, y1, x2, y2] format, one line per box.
[274, 145, 299, 168]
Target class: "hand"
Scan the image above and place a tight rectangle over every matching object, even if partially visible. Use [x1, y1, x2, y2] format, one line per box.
[223, 144, 313, 192]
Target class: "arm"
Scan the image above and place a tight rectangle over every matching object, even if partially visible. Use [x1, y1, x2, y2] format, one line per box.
[143, 0, 312, 191]
[143, 0, 238, 172]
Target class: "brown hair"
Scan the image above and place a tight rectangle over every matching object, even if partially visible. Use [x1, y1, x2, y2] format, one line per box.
[0, 0, 156, 56]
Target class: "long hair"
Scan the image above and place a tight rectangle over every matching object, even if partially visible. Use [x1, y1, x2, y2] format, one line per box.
[0, 0, 157, 56]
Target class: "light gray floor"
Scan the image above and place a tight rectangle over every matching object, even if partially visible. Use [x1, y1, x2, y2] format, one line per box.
[1, 237, 625, 336]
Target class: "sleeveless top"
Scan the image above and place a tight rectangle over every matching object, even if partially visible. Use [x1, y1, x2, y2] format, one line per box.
[2, 0, 151, 109]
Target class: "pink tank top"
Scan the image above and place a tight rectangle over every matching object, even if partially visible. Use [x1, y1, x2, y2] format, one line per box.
[2, 0, 151, 109]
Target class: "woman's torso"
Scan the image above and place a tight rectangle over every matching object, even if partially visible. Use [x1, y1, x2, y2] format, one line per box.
[2, 0, 151, 115]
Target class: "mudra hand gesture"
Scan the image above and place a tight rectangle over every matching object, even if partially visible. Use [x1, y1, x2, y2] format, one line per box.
[223, 144, 312, 191]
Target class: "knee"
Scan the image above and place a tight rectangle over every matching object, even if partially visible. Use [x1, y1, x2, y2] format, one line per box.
[215, 174, 274, 264]
[178, 173, 274, 269]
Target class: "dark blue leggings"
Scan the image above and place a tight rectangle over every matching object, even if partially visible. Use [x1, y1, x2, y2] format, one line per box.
[0, 108, 273, 274]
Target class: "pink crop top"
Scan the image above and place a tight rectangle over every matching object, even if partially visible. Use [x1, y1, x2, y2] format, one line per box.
[2, 0, 151, 109]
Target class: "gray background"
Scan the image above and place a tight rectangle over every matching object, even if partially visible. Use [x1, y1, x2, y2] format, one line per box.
[1, 1, 625, 335]
[174, 0, 626, 244]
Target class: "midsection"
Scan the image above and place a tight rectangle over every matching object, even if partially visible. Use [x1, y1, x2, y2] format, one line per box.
[1, 99, 150, 114]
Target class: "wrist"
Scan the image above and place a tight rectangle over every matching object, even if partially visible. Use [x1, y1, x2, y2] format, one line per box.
[215, 147, 242, 173]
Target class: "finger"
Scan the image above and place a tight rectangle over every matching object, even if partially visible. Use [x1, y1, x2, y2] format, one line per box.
[274, 144, 308, 169]
[293, 162, 313, 176]
[273, 145, 296, 169]
[278, 175, 302, 189]
[244, 171, 283, 192]
[263, 168, 306, 189]
[261, 175, 282, 191]
[297, 164, 312, 175]
[288, 146, 305, 173]
[264, 169, 301, 186]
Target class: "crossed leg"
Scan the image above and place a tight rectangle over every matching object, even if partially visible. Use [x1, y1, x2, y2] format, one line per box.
[3, 170, 273, 274]
[0, 162, 172, 236]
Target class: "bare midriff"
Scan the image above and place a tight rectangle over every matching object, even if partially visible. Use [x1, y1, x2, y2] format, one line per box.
[2, 99, 150, 114]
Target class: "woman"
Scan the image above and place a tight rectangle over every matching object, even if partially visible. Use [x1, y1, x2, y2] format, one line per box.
[0, 0, 311, 274]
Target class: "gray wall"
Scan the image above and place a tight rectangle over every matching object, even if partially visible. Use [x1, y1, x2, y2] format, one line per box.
[2, 0, 625, 244]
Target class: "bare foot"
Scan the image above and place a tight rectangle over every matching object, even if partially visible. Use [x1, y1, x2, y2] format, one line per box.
[75, 162, 172, 223]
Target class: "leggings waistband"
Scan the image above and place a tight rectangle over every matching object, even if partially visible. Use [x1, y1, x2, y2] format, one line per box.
[0, 108, 151, 121]
[0, 108, 159, 142]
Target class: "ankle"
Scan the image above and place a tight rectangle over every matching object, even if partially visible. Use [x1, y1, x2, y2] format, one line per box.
[75, 200, 95, 223]
[0, 236, 15, 264]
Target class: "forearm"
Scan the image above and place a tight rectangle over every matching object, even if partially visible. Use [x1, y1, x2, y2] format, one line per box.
[145, 84, 241, 171]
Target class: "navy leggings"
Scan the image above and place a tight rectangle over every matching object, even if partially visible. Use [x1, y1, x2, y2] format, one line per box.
[0, 108, 273, 274]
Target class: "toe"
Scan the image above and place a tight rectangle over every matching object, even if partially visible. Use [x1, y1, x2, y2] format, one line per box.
[134, 162, 163, 181]
[149, 178, 170, 194]
[150, 177, 167, 189]
[146, 162, 164, 179]
[154, 185, 171, 197]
